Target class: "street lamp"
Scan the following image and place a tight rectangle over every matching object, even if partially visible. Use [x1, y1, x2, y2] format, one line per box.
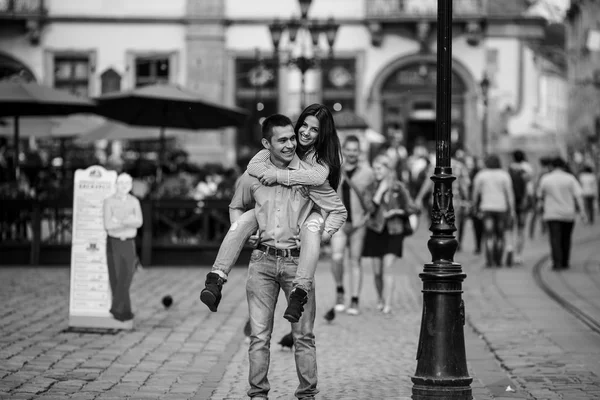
[268, 1, 339, 110]
[411, 0, 472, 399]
[480, 72, 490, 155]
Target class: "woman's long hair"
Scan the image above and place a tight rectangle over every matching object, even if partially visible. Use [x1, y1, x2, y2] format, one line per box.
[294, 104, 342, 190]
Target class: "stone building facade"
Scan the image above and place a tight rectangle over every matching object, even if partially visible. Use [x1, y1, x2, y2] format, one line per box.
[0, 0, 566, 166]
[565, 0, 600, 167]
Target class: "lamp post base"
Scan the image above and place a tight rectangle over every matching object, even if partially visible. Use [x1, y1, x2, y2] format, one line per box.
[411, 378, 473, 400]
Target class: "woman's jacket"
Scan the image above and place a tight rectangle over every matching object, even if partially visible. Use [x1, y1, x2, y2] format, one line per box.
[365, 179, 418, 235]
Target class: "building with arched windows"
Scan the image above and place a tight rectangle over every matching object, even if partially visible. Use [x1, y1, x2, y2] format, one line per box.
[0, 0, 564, 165]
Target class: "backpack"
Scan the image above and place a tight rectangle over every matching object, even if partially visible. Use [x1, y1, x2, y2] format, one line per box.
[509, 166, 531, 211]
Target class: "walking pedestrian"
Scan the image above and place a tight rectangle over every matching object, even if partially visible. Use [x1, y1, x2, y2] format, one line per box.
[102, 173, 143, 322]
[472, 154, 515, 267]
[530, 156, 552, 239]
[330, 135, 375, 315]
[362, 154, 417, 314]
[537, 157, 587, 270]
[200, 104, 345, 324]
[578, 165, 598, 224]
[467, 156, 485, 254]
[506, 150, 534, 265]
[227, 114, 346, 399]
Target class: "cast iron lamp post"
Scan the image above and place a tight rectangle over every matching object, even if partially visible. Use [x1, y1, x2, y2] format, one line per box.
[480, 72, 490, 156]
[411, 0, 473, 398]
[268, 0, 339, 110]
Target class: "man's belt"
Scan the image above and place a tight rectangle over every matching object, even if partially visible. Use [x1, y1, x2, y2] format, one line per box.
[257, 243, 300, 258]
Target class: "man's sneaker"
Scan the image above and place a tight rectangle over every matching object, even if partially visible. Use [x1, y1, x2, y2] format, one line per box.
[333, 292, 345, 312]
[200, 272, 224, 312]
[283, 288, 308, 323]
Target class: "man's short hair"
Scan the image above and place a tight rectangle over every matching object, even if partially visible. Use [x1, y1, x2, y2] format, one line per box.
[343, 135, 360, 147]
[261, 114, 293, 141]
[540, 156, 552, 167]
[484, 154, 502, 169]
[552, 157, 567, 170]
[512, 150, 526, 163]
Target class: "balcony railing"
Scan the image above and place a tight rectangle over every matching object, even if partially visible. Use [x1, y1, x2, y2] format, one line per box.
[0, 0, 46, 18]
[366, 0, 487, 19]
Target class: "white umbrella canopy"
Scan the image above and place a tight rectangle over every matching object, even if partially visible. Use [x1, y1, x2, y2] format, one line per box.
[0, 117, 57, 139]
[0, 114, 106, 139]
[75, 119, 183, 144]
[0, 81, 97, 178]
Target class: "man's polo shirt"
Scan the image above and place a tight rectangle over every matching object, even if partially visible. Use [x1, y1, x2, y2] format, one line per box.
[230, 154, 346, 250]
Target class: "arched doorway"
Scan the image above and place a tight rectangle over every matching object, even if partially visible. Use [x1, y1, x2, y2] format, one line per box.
[381, 60, 467, 153]
[0, 53, 36, 82]
[368, 53, 478, 155]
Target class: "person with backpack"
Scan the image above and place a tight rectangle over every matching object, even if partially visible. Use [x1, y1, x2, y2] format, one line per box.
[505, 150, 534, 266]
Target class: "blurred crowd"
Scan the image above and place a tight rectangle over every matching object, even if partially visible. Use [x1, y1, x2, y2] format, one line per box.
[376, 134, 599, 269]
[0, 137, 241, 202]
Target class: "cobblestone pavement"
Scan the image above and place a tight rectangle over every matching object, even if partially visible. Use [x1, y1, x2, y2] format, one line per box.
[1, 220, 599, 399]
[459, 221, 600, 400]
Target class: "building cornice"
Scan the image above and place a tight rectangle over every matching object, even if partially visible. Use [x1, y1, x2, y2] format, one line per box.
[37, 15, 188, 24]
[31, 15, 548, 31]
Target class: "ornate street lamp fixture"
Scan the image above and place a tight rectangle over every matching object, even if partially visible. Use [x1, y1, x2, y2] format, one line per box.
[480, 72, 490, 155]
[268, 1, 339, 110]
[298, 0, 312, 19]
[411, 0, 472, 398]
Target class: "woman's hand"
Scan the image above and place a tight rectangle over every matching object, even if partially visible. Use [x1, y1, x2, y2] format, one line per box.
[292, 185, 310, 198]
[258, 169, 277, 186]
[373, 180, 389, 204]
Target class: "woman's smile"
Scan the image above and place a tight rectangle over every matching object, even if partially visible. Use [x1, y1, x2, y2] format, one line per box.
[298, 115, 320, 147]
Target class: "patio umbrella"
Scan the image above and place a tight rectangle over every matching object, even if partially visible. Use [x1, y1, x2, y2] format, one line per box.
[76, 119, 180, 144]
[0, 81, 96, 179]
[0, 117, 57, 139]
[95, 83, 249, 179]
[0, 114, 105, 140]
[95, 83, 249, 133]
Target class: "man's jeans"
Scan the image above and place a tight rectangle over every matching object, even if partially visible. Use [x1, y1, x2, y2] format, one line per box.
[212, 209, 323, 292]
[546, 220, 575, 268]
[246, 250, 318, 399]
